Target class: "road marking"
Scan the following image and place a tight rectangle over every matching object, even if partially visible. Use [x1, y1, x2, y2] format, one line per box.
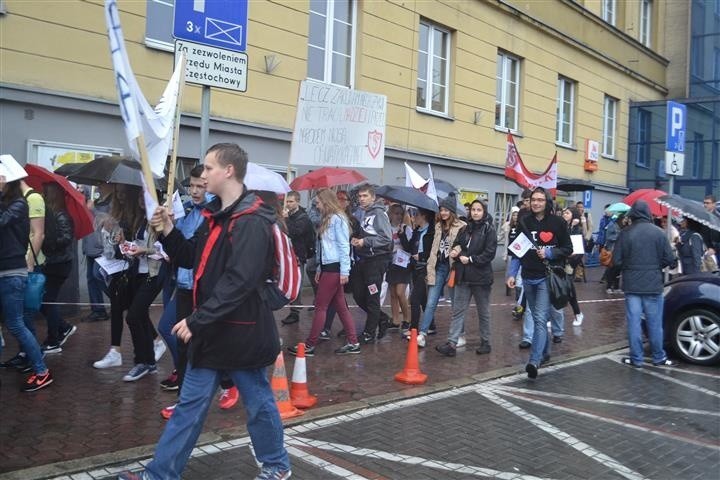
[479, 389, 648, 480]
[497, 386, 720, 416]
[608, 356, 720, 398]
[288, 436, 554, 480]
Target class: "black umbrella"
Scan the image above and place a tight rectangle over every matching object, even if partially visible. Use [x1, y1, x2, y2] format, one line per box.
[557, 178, 594, 192]
[657, 195, 720, 232]
[432, 179, 465, 213]
[375, 185, 439, 212]
[54, 162, 87, 177]
[67, 155, 171, 192]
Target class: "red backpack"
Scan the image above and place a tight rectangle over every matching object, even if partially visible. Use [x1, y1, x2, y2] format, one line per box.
[228, 213, 301, 310]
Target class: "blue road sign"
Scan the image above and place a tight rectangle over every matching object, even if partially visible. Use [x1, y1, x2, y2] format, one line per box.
[666, 101, 686, 153]
[583, 189, 592, 209]
[173, 0, 248, 53]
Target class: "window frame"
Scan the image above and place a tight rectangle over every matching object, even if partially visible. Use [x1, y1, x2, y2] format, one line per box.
[602, 95, 618, 158]
[602, 0, 616, 25]
[495, 52, 520, 132]
[555, 77, 576, 147]
[692, 133, 704, 178]
[307, 0, 357, 88]
[635, 109, 651, 168]
[639, 0, 652, 47]
[416, 20, 452, 115]
[145, 0, 175, 52]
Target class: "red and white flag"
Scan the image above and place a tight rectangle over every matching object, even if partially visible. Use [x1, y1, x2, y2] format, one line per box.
[504, 133, 557, 195]
[404, 162, 438, 205]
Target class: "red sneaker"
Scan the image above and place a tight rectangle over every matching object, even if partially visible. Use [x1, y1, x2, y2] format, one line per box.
[160, 403, 177, 420]
[22, 371, 53, 392]
[218, 386, 239, 410]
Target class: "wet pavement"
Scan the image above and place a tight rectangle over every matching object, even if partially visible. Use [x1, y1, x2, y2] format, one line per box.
[3, 267, 703, 479]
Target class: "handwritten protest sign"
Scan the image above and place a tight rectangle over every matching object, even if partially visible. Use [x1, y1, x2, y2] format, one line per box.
[290, 80, 387, 168]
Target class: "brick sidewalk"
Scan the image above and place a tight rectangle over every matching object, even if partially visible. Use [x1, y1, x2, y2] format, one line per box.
[0, 267, 629, 476]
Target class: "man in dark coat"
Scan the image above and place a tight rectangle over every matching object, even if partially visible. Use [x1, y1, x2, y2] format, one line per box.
[281, 190, 315, 325]
[614, 200, 677, 368]
[119, 143, 290, 480]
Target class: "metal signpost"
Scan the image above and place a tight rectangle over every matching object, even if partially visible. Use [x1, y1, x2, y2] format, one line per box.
[173, 0, 249, 160]
[664, 101, 687, 268]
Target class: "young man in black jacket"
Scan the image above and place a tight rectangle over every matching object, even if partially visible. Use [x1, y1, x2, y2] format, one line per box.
[506, 187, 572, 379]
[120, 143, 290, 480]
[282, 190, 315, 325]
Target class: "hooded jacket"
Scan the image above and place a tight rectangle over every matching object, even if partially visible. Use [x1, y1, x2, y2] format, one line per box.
[516, 195, 572, 280]
[452, 212, 497, 286]
[353, 199, 393, 259]
[286, 205, 315, 263]
[613, 201, 677, 295]
[160, 190, 280, 370]
[0, 197, 29, 272]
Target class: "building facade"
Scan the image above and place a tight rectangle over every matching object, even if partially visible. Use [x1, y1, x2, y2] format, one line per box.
[1, 0, 672, 220]
[627, 0, 719, 201]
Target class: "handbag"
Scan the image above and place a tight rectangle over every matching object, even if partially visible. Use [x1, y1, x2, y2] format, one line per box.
[546, 262, 572, 310]
[599, 247, 613, 267]
[24, 245, 46, 311]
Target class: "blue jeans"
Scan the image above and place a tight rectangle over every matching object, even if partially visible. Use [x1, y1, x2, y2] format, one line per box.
[524, 279, 551, 366]
[157, 294, 179, 368]
[145, 364, 289, 479]
[524, 306, 564, 343]
[87, 257, 108, 313]
[625, 293, 667, 365]
[0, 275, 47, 373]
[419, 262, 450, 334]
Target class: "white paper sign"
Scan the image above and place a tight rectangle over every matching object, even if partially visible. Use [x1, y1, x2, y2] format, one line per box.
[570, 234, 585, 255]
[290, 80, 387, 168]
[95, 256, 128, 275]
[508, 232, 532, 258]
[172, 190, 185, 220]
[393, 249, 411, 268]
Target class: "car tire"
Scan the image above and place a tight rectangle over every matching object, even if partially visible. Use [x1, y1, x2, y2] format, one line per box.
[669, 308, 720, 366]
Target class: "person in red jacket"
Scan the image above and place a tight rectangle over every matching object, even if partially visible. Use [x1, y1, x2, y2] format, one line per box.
[118, 143, 290, 480]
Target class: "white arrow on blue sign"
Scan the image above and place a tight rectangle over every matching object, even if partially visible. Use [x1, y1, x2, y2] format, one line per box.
[173, 0, 248, 53]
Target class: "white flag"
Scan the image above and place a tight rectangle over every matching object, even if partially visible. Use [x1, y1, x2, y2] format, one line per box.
[105, 0, 182, 178]
[426, 165, 439, 205]
[404, 162, 428, 189]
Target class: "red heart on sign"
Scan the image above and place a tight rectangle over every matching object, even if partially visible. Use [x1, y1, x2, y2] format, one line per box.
[539, 231, 554, 243]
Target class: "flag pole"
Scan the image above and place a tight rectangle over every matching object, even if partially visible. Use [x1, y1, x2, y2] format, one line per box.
[136, 133, 158, 206]
[165, 52, 187, 209]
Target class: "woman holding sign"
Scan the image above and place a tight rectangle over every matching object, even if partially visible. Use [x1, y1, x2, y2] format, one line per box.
[435, 199, 497, 357]
[562, 207, 584, 326]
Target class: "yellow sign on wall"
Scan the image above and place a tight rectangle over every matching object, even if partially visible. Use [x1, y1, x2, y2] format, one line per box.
[459, 189, 488, 206]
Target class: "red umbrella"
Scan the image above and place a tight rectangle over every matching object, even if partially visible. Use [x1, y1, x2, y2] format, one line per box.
[622, 188, 668, 217]
[290, 167, 366, 191]
[24, 164, 94, 239]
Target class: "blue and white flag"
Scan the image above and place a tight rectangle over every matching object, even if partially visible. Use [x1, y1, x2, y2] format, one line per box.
[105, 0, 183, 178]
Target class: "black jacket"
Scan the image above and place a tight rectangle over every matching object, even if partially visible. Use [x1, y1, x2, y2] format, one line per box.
[286, 206, 315, 263]
[0, 197, 29, 272]
[160, 190, 280, 370]
[614, 201, 677, 295]
[42, 210, 74, 265]
[401, 223, 435, 268]
[517, 212, 572, 280]
[453, 216, 497, 286]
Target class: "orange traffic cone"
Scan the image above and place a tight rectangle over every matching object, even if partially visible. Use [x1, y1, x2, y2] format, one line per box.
[270, 351, 304, 420]
[290, 343, 318, 409]
[394, 328, 428, 385]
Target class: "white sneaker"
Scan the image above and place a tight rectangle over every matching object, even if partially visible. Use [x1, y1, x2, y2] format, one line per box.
[93, 348, 122, 369]
[154, 339, 167, 362]
[416, 333, 426, 348]
[572, 313, 584, 326]
[456, 335, 467, 348]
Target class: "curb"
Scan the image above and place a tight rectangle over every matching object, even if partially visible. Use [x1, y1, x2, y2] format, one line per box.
[3, 340, 629, 480]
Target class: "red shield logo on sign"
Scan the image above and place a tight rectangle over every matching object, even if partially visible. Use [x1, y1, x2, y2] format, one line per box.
[367, 130, 383, 159]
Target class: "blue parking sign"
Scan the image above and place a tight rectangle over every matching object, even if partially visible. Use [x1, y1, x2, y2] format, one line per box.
[173, 0, 248, 53]
[666, 101, 686, 153]
[583, 189, 592, 209]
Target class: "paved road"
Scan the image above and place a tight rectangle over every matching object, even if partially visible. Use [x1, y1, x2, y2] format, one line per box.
[46, 353, 720, 480]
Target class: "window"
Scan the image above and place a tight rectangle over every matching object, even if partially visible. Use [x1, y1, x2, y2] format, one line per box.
[556, 77, 575, 146]
[693, 133, 704, 178]
[715, 48, 720, 88]
[635, 109, 651, 168]
[639, 0, 652, 47]
[602, 95, 617, 157]
[307, 0, 355, 87]
[602, 0, 616, 25]
[495, 52, 520, 131]
[416, 21, 451, 114]
[146, 0, 175, 51]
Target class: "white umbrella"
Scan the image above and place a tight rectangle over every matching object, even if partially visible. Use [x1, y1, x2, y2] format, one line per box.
[245, 162, 290, 194]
